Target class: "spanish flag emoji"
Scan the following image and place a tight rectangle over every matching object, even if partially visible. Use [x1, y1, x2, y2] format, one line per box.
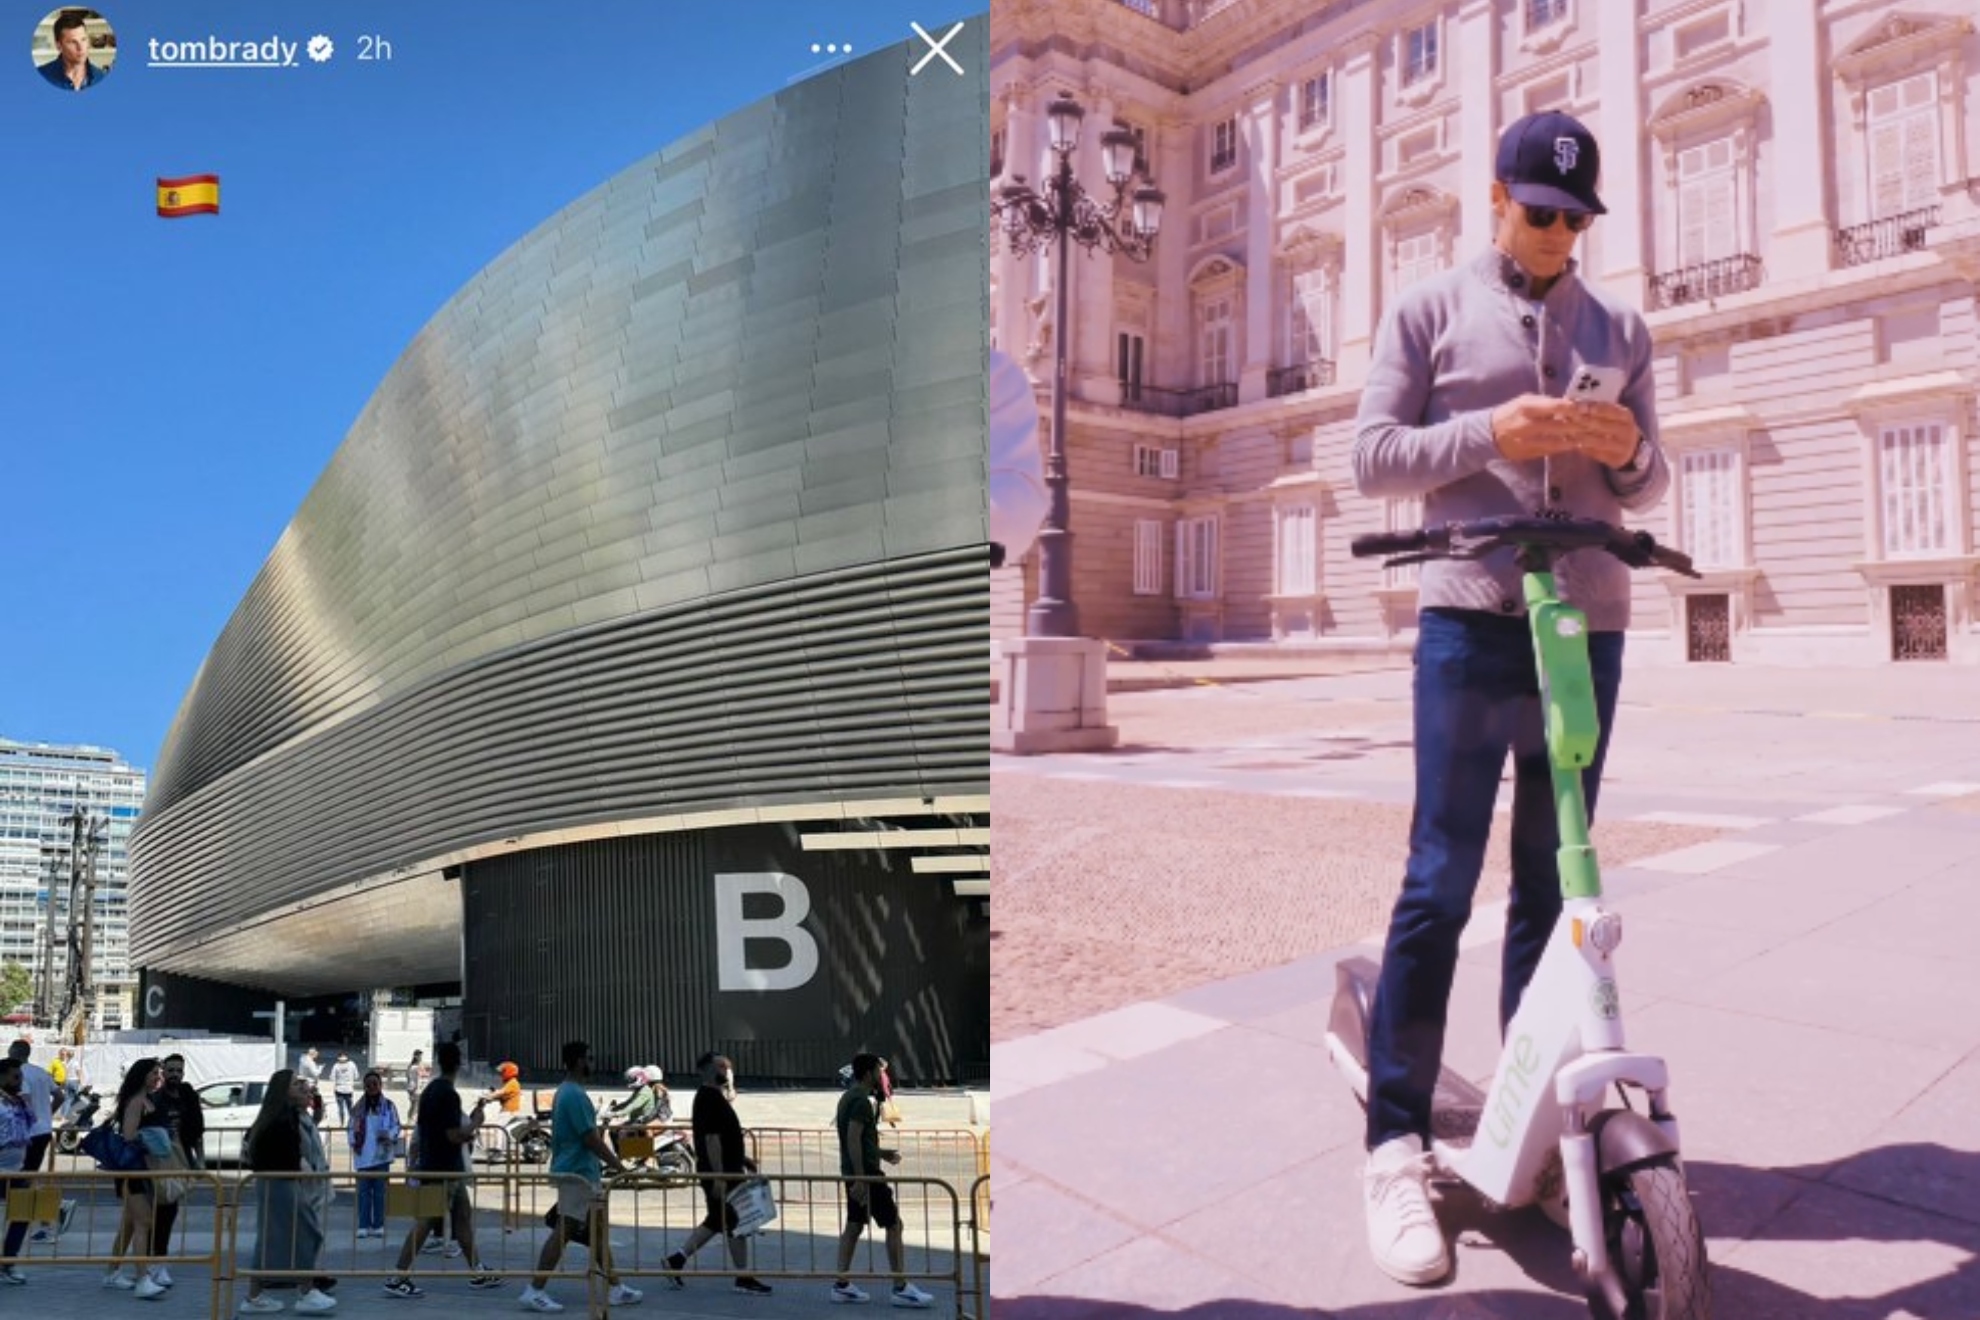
[157, 174, 220, 217]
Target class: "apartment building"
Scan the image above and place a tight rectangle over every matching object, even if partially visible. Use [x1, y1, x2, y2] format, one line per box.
[990, 0, 1980, 664]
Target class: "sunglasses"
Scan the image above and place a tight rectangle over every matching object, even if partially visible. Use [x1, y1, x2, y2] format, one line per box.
[1521, 202, 1595, 233]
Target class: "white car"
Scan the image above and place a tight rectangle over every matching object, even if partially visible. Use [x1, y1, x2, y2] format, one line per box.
[194, 1077, 272, 1165]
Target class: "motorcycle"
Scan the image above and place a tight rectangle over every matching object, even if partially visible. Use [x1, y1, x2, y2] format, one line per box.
[54, 1087, 102, 1156]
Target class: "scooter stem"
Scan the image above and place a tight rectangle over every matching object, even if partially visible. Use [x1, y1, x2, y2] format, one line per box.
[1521, 569, 1602, 901]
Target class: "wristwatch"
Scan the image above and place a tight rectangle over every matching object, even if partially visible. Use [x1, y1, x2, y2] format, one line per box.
[1618, 436, 1648, 474]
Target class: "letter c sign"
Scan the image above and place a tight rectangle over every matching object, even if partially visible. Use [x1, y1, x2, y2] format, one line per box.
[714, 872, 821, 992]
[145, 983, 165, 1022]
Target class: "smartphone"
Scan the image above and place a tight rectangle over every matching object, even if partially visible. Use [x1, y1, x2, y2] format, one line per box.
[1569, 365, 1627, 406]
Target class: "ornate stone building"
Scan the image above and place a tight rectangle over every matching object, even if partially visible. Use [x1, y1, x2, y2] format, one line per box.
[991, 0, 1980, 664]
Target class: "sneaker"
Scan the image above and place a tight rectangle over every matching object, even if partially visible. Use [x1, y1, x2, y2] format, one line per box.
[661, 1252, 686, 1290]
[105, 1269, 136, 1290]
[891, 1283, 934, 1309]
[608, 1283, 642, 1306]
[237, 1297, 284, 1315]
[135, 1275, 167, 1300]
[0, 1266, 25, 1285]
[154, 1268, 175, 1289]
[294, 1290, 338, 1314]
[516, 1289, 565, 1313]
[1363, 1135, 1451, 1286]
[831, 1281, 871, 1304]
[733, 1277, 774, 1296]
[57, 1201, 77, 1236]
[27, 1229, 53, 1245]
[418, 1238, 445, 1255]
[469, 1271, 506, 1290]
[382, 1278, 424, 1299]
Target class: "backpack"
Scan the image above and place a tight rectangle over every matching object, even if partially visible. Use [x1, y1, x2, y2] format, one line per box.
[80, 1119, 147, 1172]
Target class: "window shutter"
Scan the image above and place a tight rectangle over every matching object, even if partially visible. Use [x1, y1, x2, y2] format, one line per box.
[1174, 522, 1189, 599]
[1133, 520, 1163, 595]
[1160, 449, 1179, 479]
[1901, 111, 1937, 212]
[1703, 174, 1736, 261]
[1881, 423, 1948, 556]
[1870, 119, 1906, 219]
[1681, 449, 1739, 568]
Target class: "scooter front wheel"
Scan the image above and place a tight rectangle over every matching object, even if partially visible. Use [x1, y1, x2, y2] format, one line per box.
[1600, 1158, 1709, 1320]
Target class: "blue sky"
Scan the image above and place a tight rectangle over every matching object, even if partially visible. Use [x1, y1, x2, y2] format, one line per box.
[0, 0, 981, 774]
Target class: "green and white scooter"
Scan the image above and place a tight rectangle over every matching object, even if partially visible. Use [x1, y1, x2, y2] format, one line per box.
[1328, 515, 1709, 1320]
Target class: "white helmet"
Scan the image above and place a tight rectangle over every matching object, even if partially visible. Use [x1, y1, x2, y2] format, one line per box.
[644, 1065, 663, 1084]
[624, 1067, 648, 1087]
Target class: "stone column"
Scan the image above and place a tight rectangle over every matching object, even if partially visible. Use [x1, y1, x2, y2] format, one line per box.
[1767, 0, 1834, 277]
[1597, 0, 1649, 306]
[1338, 32, 1383, 378]
[995, 80, 1037, 370]
[1071, 87, 1120, 405]
[1457, 0, 1498, 259]
[1240, 78, 1279, 404]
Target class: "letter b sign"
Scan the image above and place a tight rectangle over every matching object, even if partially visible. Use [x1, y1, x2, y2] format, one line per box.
[714, 872, 820, 992]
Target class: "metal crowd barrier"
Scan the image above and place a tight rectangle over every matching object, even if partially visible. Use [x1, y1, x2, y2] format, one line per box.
[1, 1168, 230, 1316]
[963, 1173, 991, 1320]
[217, 1168, 966, 1317]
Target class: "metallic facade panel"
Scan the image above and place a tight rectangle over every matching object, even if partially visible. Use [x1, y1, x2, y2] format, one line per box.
[129, 23, 990, 995]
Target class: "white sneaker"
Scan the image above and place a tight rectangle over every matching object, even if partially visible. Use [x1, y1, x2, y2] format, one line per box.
[294, 1288, 338, 1313]
[608, 1283, 643, 1306]
[891, 1282, 934, 1308]
[154, 1267, 175, 1289]
[443, 1240, 463, 1259]
[105, 1269, 137, 1290]
[831, 1281, 871, 1304]
[135, 1275, 167, 1300]
[237, 1296, 284, 1315]
[517, 1288, 565, 1313]
[1363, 1135, 1450, 1285]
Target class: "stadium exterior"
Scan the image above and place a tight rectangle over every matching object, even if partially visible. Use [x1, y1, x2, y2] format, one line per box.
[128, 26, 991, 1084]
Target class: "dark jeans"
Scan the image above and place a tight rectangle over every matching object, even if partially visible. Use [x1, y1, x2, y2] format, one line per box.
[1365, 607, 1624, 1150]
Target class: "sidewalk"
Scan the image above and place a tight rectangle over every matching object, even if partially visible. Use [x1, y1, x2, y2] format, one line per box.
[991, 666, 1980, 1317]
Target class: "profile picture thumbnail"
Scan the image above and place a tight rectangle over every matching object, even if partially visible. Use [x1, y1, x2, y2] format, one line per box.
[34, 7, 114, 92]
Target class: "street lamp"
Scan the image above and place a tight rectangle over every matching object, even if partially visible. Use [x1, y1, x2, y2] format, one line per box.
[992, 93, 1164, 638]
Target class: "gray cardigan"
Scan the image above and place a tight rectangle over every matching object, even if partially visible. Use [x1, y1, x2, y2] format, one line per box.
[1352, 247, 1670, 632]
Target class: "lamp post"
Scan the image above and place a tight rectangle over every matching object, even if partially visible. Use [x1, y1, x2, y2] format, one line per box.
[992, 93, 1164, 638]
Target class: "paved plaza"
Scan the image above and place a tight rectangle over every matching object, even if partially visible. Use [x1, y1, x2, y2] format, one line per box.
[993, 661, 1980, 1317]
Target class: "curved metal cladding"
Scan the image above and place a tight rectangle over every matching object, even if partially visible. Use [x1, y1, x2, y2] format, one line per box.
[129, 24, 990, 993]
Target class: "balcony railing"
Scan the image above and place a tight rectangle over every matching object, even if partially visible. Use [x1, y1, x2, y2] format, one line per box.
[1647, 254, 1763, 310]
[1268, 360, 1337, 398]
[1118, 382, 1238, 418]
[1835, 206, 1940, 267]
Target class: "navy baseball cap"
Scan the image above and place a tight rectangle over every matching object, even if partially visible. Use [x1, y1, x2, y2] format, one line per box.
[1496, 111, 1606, 215]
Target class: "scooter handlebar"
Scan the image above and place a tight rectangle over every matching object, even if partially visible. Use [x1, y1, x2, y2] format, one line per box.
[1349, 527, 1447, 558]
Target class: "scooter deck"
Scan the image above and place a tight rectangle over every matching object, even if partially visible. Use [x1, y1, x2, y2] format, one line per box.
[1331, 956, 1489, 1150]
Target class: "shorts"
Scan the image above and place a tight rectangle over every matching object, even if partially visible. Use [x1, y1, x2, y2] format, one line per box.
[699, 1180, 739, 1235]
[847, 1180, 899, 1231]
[549, 1175, 599, 1245]
[414, 1175, 472, 1230]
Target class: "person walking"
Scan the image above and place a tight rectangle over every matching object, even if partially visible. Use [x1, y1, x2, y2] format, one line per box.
[1349, 109, 1668, 1287]
[516, 1041, 640, 1314]
[830, 1055, 932, 1308]
[329, 1054, 361, 1127]
[8, 1040, 75, 1249]
[662, 1053, 769, 1295]
[146, 1053, 206, 1289]
[404, 1050, 429, 1119]
[102, 1058, 170, 1299]
[347, 1071, 402, 1239]
[0, 1057, 34, 1285]
[237, 1069, 337, 1314]
[382, 1041, 501, 1297]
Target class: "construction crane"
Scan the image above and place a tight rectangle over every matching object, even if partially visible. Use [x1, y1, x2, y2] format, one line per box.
[56, 807, 107, 1046]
